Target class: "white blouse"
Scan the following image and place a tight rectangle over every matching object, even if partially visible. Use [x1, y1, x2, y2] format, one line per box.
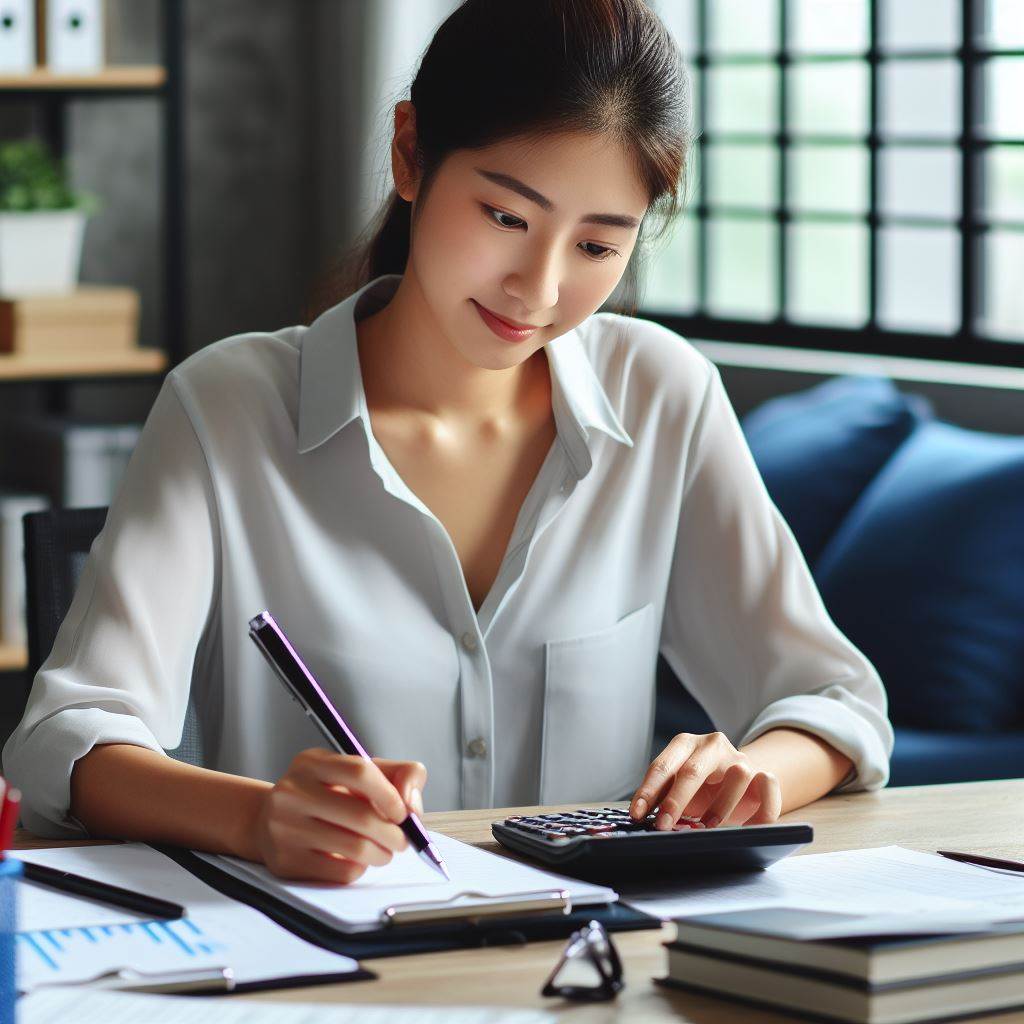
[4, 273, 894, 838]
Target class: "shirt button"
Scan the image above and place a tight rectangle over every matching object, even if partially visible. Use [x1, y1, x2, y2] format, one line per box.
[466, 737, 488, 758]
[460, 631, 478, 652]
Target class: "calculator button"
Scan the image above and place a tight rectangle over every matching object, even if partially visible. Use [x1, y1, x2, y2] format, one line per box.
[585, 825, 615, 834]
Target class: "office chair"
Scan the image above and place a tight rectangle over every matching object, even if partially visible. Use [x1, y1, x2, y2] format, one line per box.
[21, 507, 204, 767]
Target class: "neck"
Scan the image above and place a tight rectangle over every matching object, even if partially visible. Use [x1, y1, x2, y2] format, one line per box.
[356, 273, 549, 430]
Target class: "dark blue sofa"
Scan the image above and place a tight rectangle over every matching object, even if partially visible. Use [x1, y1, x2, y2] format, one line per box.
[654, 374, 1024, 787]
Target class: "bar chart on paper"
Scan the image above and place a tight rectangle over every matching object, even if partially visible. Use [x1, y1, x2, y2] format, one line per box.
[18, 918, 230, 992]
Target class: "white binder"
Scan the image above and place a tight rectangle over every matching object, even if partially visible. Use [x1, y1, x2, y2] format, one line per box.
[39, 0, 103, 73]
[0, 0, 35, 72]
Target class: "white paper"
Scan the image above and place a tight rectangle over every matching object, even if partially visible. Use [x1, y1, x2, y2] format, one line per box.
[12, 845, 242, 926]
[11, 845, 360, 990]
[19, 989, 558, 1024]
[197, 831, 617, 932]
[620, 845, 1024, 932]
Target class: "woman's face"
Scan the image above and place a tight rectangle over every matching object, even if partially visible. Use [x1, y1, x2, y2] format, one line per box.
[394, 104, 650, 372]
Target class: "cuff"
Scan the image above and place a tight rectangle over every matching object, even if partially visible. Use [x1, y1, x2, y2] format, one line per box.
[735, 684, 894, 794]
[4, 707, 166, 839]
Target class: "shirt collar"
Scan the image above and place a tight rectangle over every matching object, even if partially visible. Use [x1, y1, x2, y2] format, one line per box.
[297, 274, 633, 477]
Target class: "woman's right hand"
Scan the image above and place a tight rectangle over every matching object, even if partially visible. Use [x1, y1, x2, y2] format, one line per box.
[251, 747, 428, 883]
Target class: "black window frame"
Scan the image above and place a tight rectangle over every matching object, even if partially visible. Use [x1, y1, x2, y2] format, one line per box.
[645, 0, 1024, 369]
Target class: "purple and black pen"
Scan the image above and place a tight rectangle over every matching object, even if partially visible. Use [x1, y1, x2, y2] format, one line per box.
[247, 610, 451, 882]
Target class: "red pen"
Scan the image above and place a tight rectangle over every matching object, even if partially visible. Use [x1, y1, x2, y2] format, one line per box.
[0, 786, 21, 857]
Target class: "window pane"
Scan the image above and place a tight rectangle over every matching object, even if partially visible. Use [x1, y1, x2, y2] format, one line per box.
[879, 146, 960, 219]
[789, 0, 867, 53]
[880, 0, 960, 52]
[981, 231, 1024, 340]
[983, 146, 1024, 222]
[708, 0, 778, 55]
[788, 145, 869, 214]
[982, 0, 1024, 47]
[644, 215, 700, 314]
[984, 59, 1024, 140]
[649, 0, 698, 59]
[706, 144, 778, 208]
[879, 59, 961, 139]
[878, 226, 960, 333]
[788, 62, 869, 136]
[787, 222, 868, 326]
[708, 217, 778, 319]
[707, 65, 779, 134]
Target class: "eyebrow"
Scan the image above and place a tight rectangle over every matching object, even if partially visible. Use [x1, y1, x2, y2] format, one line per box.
[474, 168, 642, 230]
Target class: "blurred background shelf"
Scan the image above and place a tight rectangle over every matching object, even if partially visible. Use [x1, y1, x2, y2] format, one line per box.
[0, 645, 26, 673]
[0, 65, 166, 91]
[0, 348, 167, 381]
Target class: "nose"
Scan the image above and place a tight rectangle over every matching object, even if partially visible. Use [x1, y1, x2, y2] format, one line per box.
[503, 249, 560, 319]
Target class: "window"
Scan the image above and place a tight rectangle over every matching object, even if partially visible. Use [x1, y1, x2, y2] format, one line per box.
[643, 0, 1024, 367]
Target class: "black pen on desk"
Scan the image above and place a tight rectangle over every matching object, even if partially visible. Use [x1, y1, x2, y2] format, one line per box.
[248, 610, 451, 882]
[19, 860, 186, 919]
[937, 850, 1024, 874]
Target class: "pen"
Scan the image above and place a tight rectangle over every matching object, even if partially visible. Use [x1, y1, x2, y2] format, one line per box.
[20, 860, 186, 920]
[248, 610, 451, 882]
[937, 849, 1024, 874]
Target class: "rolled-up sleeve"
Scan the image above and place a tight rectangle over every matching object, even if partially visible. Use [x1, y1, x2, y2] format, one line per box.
[659, 361, 894, 793]
[2, 374, 220, 837]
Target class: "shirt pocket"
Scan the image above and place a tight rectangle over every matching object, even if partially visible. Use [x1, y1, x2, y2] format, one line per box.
[539, 602, 658, 806]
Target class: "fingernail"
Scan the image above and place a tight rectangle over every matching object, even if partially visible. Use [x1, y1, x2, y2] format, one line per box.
[410, 787, 424, 816]
[703, 813, 721, 829]
[657, 812, 673, 831]
[632, 798, 648, 819]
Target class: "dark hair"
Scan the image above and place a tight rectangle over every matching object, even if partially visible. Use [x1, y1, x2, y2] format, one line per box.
[303, 0, 694, 325]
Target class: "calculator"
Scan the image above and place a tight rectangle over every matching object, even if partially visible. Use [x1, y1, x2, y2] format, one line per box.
[491, 807, 813, 884]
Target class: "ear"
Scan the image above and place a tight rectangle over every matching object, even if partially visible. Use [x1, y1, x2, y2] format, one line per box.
[391, 100, 421, 203]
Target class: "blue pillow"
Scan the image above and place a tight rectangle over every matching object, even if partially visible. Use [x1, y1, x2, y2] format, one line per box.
[741, 375, 932, 569]
[815, 420, 1024, 733]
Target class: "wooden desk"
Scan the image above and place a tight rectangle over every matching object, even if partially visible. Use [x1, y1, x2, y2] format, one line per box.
[16, 779, 1024, 1022]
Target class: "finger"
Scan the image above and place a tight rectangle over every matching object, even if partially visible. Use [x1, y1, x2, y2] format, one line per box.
[293, 782, 408, 853]
[630, 735, 697, 819]
[656, 755, 715, 829]
[374, 758, 428, 812]
[302, 817, 396, 868]
[297, 749, 408, 824]
[267, 847, 369, 885]
[742, 772, 783, 825]
[698, 763, 759, 828]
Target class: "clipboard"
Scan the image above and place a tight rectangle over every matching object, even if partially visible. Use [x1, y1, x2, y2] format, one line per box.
[154, 844, 662, 960]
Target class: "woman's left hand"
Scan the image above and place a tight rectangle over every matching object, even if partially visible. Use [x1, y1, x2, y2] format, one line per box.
[629, 731, 783, 830]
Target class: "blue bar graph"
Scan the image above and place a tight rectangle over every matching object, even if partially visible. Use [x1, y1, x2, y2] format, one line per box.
[17, 918, 227, 976]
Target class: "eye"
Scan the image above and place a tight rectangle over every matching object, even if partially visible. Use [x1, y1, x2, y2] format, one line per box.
[480, 204, 620, 262]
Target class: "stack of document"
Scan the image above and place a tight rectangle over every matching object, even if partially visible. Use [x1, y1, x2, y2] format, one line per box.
[12, 844, 364, 994]
[638, 845, 1024, 1024]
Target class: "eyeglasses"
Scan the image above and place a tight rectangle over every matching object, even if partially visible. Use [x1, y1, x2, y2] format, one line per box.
[540, 919, 624, 1002]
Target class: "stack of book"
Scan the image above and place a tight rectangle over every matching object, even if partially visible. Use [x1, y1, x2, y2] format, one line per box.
[660, 906, 1024, 1024]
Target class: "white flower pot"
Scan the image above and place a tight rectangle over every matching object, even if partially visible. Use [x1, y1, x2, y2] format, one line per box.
[0, 209, 88, 297]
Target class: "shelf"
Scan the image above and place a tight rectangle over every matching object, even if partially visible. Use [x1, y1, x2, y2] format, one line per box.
[0, 66, 166, 91]
[0, 643, 26, 673]
[0, 348, 167, 381]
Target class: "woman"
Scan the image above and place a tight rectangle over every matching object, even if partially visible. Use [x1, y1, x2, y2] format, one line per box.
[3, 0, 893, 884]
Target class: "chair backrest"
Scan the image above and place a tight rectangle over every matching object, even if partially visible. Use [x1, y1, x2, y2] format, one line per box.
[22, 507, 204, 767]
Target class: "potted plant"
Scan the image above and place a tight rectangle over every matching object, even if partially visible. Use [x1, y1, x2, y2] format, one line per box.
[0, 139, 100, 296]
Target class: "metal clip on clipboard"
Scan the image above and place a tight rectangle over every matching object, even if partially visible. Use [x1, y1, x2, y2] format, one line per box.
[381, 888, 572, 927]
